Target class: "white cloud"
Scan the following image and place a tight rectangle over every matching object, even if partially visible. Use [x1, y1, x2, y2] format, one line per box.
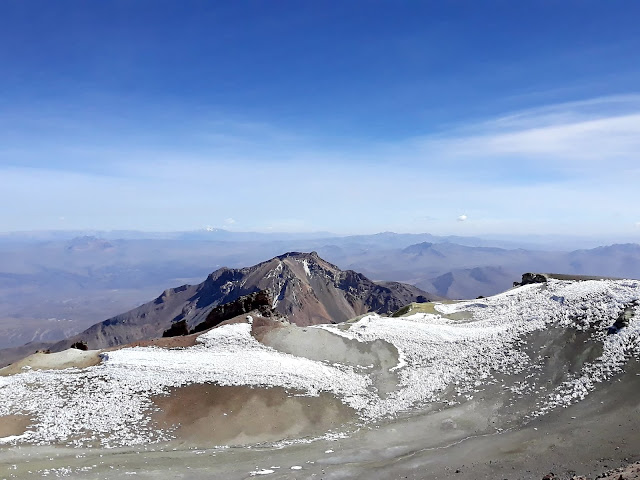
[481, 94, 640, 131]
[2, 95, 640, 236]
[478, 114, 640, 161]
[409, 95, 640, 175]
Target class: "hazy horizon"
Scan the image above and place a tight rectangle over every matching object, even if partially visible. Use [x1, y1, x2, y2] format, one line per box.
[1, 226, 638, 251]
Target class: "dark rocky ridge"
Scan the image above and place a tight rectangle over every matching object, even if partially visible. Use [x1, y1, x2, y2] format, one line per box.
[161, 320, 189, 338]
[1, 252, 437, 359]
[190, 290, 275, 334]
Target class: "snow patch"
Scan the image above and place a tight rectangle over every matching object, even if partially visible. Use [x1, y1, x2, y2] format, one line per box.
[302, 259, 311, 277]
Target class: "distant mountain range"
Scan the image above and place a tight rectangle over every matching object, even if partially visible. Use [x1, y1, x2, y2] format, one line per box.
[0, 252, 434, 365]
[0, 231, 638, 350]
[326, 241, 640, 298]
[2, 228, 636, 250]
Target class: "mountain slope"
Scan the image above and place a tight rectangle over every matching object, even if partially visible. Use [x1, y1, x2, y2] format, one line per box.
[328, 242, 640, 300]
[418, 266, 516, 299]
[42, 251, 435, 352]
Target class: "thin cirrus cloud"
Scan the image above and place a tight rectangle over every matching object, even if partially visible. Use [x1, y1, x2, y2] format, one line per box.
[406, 94, 640, 175]
[468, 114, 639, 161]
[104, 93, 640, 187]
[1, 94, 639, 234]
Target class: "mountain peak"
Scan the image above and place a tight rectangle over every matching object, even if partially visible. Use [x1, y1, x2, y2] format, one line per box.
[49, 252, 437, 351]
[402, 242, 444, 257]
[275, 251, 320, 261]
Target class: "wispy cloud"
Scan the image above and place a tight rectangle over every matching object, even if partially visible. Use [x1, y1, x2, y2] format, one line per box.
[2, 95, 640, 235]
[480, 94, 640, 130]
[440, 114, 640, 162]
[407, 94, 640, 176]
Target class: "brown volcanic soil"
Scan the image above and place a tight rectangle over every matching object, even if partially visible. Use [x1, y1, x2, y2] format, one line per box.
[102, 332, 202, 350]
[0, 414, 31, 437]
[150, 383, 356, 447]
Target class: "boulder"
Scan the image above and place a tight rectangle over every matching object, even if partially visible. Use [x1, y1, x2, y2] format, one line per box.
[514, 273, 549, 287]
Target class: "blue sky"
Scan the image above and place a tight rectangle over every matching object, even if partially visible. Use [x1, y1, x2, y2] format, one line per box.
[1, 1, 639, 236]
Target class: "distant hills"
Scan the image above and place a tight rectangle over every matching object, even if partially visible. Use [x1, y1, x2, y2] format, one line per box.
[328, 241, 640, 298]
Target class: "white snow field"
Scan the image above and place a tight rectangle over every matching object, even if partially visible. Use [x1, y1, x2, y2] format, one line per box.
[0, 279, 638, 448]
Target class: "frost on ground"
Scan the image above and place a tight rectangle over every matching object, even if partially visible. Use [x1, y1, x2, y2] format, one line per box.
[250, 469, 275, 476]
[0, 279, 638, 448]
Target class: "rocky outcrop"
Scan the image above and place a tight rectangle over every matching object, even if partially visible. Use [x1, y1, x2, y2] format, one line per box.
[190, 290, 275, 334]
[608, 300, 638, 334]
[561, 460, 640, 480]
[162, 319, 189, 337]
[70, 342, 88, 351]
[514, 272, 549, 287]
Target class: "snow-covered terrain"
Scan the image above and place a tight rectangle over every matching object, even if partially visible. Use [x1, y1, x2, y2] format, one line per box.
[0, 279, 638, 448]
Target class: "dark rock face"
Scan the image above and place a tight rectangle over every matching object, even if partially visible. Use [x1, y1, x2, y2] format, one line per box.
[70, 341, 88, 351]
[37, 252, 436, 352]
[608, 300, 638, 335]
[190, 290, 274, 334]
[162, 319, 189, 338]
[363, 281, 431, 316]
[514, 272, 549, 287]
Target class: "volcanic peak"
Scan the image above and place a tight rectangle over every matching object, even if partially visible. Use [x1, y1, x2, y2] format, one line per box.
[18, 251, 434, 354]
